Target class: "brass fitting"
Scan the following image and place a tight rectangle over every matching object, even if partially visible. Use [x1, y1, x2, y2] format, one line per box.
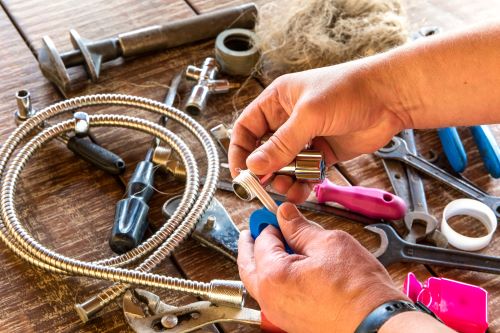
[260, 134, 326, 182]
[152, 146, 186, 181]
[185, 57, 239, 115]
[276, 151, 325, 181]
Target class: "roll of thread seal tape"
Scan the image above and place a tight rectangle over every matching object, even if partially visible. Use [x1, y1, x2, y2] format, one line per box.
[441, 198, 497, 251]
[215, 28, 260, 76]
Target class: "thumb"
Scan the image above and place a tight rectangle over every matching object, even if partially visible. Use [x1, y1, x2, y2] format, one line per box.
[277, 202, 324, 255]
[246, 114, 312, 175]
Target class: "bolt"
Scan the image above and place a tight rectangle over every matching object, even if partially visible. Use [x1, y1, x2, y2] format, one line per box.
[161, 314, 179, 329]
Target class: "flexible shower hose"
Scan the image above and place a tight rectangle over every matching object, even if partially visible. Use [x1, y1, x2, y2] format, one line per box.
[0, 94, 245, 323]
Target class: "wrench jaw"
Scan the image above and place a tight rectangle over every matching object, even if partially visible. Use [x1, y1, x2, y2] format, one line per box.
[365, 224, 404, 267]
[403, 212, 438, 238]
[376, 137, 407, 158]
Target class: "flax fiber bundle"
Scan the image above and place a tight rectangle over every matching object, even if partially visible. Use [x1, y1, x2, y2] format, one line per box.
[254, 0, 408, 77]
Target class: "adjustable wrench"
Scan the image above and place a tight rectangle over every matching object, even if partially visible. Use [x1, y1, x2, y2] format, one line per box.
[375, 136, 500, 218]
[366, 223, 500, 274]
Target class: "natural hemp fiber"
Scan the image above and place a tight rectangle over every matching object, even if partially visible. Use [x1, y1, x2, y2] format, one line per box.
[254, 0, 408, 76]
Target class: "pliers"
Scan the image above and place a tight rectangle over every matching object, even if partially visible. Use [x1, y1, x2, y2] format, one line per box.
[123, 289, 285, 333]
[438, 125, 500, 178]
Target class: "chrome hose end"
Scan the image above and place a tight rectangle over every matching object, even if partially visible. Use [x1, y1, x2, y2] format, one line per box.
[207, 279, 246, 308]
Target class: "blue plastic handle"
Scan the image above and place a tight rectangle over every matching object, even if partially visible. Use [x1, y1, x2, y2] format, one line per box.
[437, 127, 467, 173]
[470, 125, 500, 178]
[249, 205, 294, 254]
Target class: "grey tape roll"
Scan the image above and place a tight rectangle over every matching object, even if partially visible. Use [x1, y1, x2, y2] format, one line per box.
[215, 28, 260, 76]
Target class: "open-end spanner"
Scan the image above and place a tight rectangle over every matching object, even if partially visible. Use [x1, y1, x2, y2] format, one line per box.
[382, 131, 446, 247]
[366, 223, 500, 274]
[375, 136, 500, 218]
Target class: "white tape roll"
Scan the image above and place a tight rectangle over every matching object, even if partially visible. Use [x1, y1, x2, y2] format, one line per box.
[441, 198, 497, 251]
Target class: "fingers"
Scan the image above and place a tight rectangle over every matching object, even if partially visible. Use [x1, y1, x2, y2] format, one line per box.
[246, 113, 314, 176]
[237, 230, 259, 298]
[254, 225, 289, 274]
[229, 85, 290, 177]
[277, 203, 324, 255]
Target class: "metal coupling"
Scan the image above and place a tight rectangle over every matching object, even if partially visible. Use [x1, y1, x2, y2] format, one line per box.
[185, 57, 239, 115]
[207, 279, 246, 308]
[15, 90, 35, 123]
[152, 146, 186, 181]
[232, 169, 278, 214]
[276, 151, 326, 181]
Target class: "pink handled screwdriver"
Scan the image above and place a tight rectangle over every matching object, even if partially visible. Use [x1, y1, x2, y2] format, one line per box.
[314, 179, 407, 220]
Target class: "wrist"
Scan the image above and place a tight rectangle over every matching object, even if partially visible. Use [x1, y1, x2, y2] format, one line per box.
[359, 49, 421, 130]
[380, 310, 454, 333]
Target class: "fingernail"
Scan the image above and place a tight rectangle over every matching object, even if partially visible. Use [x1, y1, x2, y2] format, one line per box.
[280, 202, 300, 220]
[247, 150, 269, 169]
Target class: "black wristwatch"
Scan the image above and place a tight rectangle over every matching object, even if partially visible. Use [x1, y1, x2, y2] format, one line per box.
[354, 300, 442, 333]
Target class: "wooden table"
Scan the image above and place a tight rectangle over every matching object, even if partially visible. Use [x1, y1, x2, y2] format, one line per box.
[0, 0, 498, 332]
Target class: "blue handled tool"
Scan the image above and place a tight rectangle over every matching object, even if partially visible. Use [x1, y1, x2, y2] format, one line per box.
[249, 205, 294, 254]
[438, 125, 500, 178]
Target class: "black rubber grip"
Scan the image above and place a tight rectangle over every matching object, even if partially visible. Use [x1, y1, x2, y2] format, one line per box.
[109, 160, 155, 254]
[66, 136, 126, 175]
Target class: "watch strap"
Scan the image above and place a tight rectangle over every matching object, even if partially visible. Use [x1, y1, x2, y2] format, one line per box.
[354, 300, 418, 333]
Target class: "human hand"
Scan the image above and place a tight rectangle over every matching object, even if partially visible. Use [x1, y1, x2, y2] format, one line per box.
[229, 59, 411, 203]
[237, 202, 407, 333]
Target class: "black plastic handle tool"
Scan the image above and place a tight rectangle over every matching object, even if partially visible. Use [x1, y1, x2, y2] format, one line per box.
[109, 154, 155, 254]
[66, 136, 126, 175]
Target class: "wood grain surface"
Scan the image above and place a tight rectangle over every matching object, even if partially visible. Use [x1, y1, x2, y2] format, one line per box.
[0, 0, 498, 332]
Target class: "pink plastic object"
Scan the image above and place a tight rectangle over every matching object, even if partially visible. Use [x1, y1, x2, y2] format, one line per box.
[403, 272, 488, 333]
[313, 179, 407, 220]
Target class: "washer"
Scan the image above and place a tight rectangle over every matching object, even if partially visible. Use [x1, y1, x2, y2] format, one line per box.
[215, 28, 260, 76]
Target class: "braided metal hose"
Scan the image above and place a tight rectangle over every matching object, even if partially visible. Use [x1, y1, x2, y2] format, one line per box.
[0, 94, 245, 323]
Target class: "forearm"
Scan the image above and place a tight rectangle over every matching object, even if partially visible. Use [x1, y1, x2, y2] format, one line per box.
[369, 21, 500, 128]
[380, 311, 456, 333]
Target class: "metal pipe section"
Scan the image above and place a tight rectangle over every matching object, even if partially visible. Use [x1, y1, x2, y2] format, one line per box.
[232, 170, 279, 214]
[15, 89, 34, 121]
[0, 94, 244, 323]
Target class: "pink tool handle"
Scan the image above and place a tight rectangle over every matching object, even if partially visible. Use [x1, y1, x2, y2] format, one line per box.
[314, 179, 407, 220]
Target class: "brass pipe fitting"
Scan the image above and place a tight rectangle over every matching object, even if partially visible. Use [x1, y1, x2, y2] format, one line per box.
[152, 146, 186, 181]
[276, 151, 325, 181]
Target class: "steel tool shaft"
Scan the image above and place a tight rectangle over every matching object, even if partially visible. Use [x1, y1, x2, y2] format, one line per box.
[376, 137, 500, 217]
[367, 224, 500, 274]
[38, 4, 257, 93]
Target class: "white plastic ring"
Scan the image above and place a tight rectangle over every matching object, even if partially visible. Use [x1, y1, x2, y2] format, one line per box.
[441, 198, 497, 251]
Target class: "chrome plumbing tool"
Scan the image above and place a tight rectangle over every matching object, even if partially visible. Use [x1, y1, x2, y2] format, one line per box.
[185, 57, 239, 114]
[375, 136, 500, 218]
[381, 130, 447, 247]
[37, 3, 257, 94]
[123, 289, 284, 333]
[366, 224, 500, 275]
[14, 90, 125, 175]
